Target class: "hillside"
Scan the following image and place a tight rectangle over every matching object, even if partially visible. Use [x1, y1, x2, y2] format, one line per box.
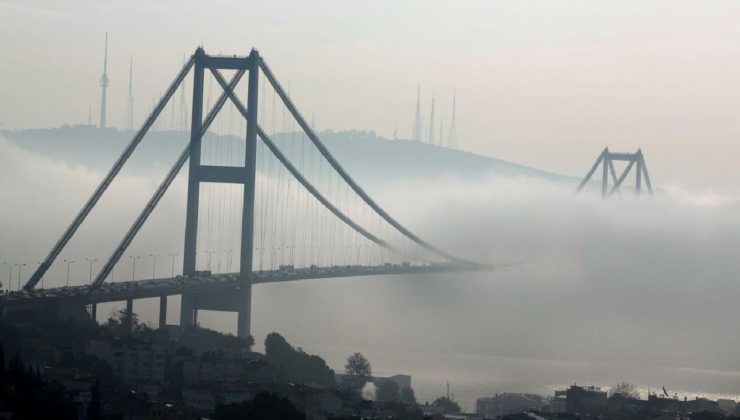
[1, 126, 573, 187]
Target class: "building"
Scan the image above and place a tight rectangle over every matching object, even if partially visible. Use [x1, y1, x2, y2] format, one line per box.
[41, 367, 94, 420]
[716, 398, 737, 414]
[182, 382, 258, 413]
[182, 382, 343, 418]
[182, 351, 278, 384]
[86, 339, 166, 390]
[645, 394, 722, 415]
[373, 374, 412, 391]
[108, 391, 175, 420]
[550, 390, 567, 413]
[476, 393, 547, 417]
[565, 385, 607, 415]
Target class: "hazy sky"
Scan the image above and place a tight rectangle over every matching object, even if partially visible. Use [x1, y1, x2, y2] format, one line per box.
[3, 0, 740, 193]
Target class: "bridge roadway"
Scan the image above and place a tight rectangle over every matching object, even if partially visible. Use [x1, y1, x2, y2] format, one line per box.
[0, 263, 470, 308]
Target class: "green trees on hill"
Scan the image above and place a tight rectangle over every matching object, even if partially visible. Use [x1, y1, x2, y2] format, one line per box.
[213, 391, 306, 420]
[611, 382, 640, 399]
[178, 325, 254, 355]
[264, 333, 334, 386]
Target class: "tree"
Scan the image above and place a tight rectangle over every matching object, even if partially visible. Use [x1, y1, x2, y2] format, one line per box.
[375, 380, 400, 402]
[401, 385, 417, 404]
[213, 391, 306, 420]
[101, 309, 150, 338]
[610, 382, 640, 399]
[0, 354, 77, 419]
[264, 333, 334, 386]
[345, 353, 372, 392]
[433, 396, 461, 414]
[178, 325, 254, 355]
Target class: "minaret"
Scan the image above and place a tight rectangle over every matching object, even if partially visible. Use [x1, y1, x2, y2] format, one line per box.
[440, 119, 444, 147]
[428, 90, 435, 145]
[99, 33, 110, 129]
[448, 91, 457, 149]
[123, 56, 134, 131]
[411, 84, 421, 142]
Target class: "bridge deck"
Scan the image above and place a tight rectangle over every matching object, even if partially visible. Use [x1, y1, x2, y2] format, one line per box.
[0, 264, 472, 307]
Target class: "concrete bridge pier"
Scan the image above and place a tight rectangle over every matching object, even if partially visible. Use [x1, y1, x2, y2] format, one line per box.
[236, 285, 251, 340]
[176, 287, 251, 339]
[124, 299, 133, 331]
[158, 296, 167, 328]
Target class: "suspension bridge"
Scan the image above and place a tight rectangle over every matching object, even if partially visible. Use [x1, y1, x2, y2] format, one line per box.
[1, 48, 482, 339]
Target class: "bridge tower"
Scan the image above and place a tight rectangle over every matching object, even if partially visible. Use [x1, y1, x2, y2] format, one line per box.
[180, 49, 260, 340]
[576, 147, 653, 197]
[18, 46, 477, 342]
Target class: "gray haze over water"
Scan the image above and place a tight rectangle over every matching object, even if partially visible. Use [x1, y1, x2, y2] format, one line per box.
[1, 133, 739, 409]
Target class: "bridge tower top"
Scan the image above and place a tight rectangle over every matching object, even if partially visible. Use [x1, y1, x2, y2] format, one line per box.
[576, 147, 653, 197]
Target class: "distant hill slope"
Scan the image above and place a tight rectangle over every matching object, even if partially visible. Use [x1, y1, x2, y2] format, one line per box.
[1, 126, 573, 186]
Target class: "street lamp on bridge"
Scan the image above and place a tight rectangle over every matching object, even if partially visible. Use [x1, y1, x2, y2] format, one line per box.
[149, 254, 160, 280]
[3, 262, 10, 292]
[85, 258, 98, 284]
[226, 250, 234, 272]
[205, 250, 216, 272]
[63, 259, 74, 287]
[130, 255, 141, 281]
[13, 263, 26, 290]
[167, 253, 179, 279]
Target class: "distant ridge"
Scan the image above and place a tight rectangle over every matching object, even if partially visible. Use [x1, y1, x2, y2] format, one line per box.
[1, 126, 574, 186]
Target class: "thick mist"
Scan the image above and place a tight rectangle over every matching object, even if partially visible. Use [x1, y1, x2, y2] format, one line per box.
[1, 135, 739, 409]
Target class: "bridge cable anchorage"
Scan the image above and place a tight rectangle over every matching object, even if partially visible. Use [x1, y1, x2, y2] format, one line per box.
[89, 68, 247, 290]
[576, 147, 653, 197]
[23, 55, 196, 291]
[257, 59, 481, 269]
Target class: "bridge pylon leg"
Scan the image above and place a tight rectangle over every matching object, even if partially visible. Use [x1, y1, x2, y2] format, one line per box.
[236, 286, 252, 340]
[234, 50, 260, 341]
[180, 293, 195, 329]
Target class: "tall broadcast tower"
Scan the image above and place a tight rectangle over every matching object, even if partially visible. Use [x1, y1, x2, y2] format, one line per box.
[123, 56, 134, 130]
[428, 90, 435, 145]
[99, 33, 110, 129]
